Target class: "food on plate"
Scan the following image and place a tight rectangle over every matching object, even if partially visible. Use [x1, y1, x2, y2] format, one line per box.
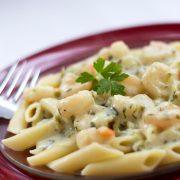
[2, 41, 180, 176]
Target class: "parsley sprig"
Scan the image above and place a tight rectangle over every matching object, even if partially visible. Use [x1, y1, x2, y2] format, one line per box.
[76, 58, 129, 95]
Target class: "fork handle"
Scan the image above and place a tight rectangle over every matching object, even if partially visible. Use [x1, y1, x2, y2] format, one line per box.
[0, 98, 17, 119]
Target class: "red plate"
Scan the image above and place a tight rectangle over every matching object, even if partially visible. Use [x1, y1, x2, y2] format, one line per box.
[0, 24, 180, 180]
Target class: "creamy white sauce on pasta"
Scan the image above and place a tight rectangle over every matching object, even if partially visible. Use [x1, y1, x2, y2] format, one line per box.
[2, 41, 180, 176]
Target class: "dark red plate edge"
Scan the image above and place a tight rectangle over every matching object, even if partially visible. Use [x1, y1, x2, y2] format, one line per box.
[1, 22, 180, 79]
[2, 23, 180, 70]
[1, 23, 180, 180]
[23, 23, 180, 59]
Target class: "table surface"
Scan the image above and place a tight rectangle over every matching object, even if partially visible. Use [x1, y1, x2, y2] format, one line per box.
[0, 0, 180, 70]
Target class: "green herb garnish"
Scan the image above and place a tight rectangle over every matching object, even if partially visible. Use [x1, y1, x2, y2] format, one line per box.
[76, 58, 129, 95]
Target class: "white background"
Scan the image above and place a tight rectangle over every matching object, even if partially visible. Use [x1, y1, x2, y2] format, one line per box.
[0, 0, 180, 70]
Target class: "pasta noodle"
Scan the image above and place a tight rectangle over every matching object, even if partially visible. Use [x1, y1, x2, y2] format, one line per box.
[23, 86, 60, 103]
[110, 135, 141, 153]
[161, 142, 180, 165]
[2, 119, 57, 151]
[27, 137, 77, 166]
[25, 102, 42, 124]
[40, 98, 59, 118]
[81, 149, 165, 175]
[48, 143, 123, 173]
[37, 73, 61, 88]
[7, 101, 28, 134]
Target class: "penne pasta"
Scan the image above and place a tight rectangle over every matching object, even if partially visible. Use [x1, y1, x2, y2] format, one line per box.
[7, 101, 28, 134]
[23, 86, 60, 103]
[27, 137, 77, 166]
[40, 98, 59, 118]
[48, 143, 123, 173]
[37, 73, 61, 88]
[161, 142, 180, 165]
[2, 120, 57, 151]
[110, 135, 139, 153]
[82, 149, 166, 176]
[25, 102, 42, 124]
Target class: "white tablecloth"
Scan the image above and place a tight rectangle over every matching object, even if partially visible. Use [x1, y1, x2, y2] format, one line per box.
[0, 0, 180, 70]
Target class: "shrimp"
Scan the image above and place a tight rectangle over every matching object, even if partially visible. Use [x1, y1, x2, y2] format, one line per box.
[141, 41, 175, 64]
[170, 60, 180, 80]
[142, 62, 173, 99]
[122, 74, 144, 96]
[60, 72, 92, 98]
[110, 41, 129, 58]
[76, 127, 115, 148]
[98, 48, 111, 60]
[143, 102, 180, 130]
[58, 90, 94, 119]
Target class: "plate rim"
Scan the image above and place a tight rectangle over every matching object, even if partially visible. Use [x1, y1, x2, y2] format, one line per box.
[1, 23, 180, 179]
[2, 22, 180, 70]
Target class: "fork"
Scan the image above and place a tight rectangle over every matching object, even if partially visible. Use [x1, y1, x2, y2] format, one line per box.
[0, 61, 40, 119]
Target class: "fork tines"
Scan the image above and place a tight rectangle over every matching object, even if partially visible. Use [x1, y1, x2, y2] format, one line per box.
[0, 61, 40, 103]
